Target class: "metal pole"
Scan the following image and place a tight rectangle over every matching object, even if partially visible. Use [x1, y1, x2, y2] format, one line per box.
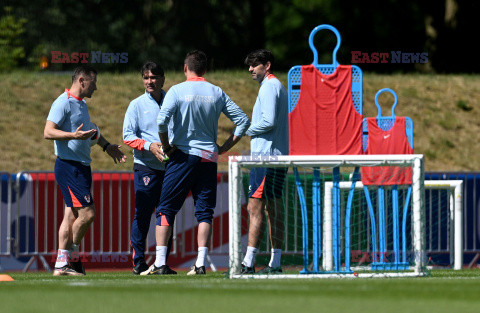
[454, 181, 463, 270]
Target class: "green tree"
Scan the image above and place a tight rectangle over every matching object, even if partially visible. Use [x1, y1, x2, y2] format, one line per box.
[0, 6, 27, 72]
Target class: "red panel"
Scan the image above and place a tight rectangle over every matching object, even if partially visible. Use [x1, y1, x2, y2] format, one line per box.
[361, 117, 413, 185]
[289, 65, 363, 155]
[33, 172, 235, 269]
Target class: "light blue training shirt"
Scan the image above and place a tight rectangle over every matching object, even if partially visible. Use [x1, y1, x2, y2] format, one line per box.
[123, 90, 169, 170]
[245, 74, 289, 156]
[46, 89, 95, 165]
[157, 77, 250, 161]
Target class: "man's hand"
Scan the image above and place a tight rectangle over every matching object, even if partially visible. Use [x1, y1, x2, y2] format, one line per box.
[74, 123, 97, 140]
[217, 143, 226, 155]
[163, 144, 177, 158]
[150, 142, 168, 162]
[44, 121, 96, 141]
[158, 131, 176, 158]
[105, 144, 127, 164]
[218, 134, 241, 154]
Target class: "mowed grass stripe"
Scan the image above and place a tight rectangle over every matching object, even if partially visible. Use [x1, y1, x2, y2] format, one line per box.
[0, 270, 479, 313]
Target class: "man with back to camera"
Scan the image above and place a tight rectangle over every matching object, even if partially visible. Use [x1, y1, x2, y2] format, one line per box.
[123, 61, 174, 275]
[141, 50, 250, 275]
[241, 49, 289, 274]
[44, 65, 126, 276]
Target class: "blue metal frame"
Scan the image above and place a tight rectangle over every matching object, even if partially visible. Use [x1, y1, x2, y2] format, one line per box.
[288, 25, 363, 115]
[332, 167, 341, 271]
[401, 186, 412, 267]
[363, 186, 379, 263]
[312, 168, 321, 273]
[294, 168, 310, 273]
[344, 167, 360, 273]
[363, 88, 413, 271]
[363, 88, 413, 150]
[287, 24, 363, 273]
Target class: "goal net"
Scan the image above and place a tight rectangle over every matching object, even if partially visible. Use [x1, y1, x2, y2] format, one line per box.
[228, 154, 427, 278]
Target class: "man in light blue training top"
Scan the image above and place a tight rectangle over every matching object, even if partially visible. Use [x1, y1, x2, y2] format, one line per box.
[241, 49, 289, 274]
[123, 61, 173, 275]
[44, 65, 126, 276]
[141, 50, 250, 275]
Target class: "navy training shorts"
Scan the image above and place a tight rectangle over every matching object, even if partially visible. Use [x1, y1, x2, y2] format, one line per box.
[55, 157, 94, 208]
[156, 150, 217, 226]
[248, 167, 288, 199]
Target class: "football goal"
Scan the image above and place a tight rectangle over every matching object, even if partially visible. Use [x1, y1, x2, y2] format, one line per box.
[228, 154, 427, 279]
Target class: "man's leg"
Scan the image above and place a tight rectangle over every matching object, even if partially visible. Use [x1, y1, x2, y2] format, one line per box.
[197, 222, 212, 248]
[130, 205, 152, 271]
[186, 222, 211, 275]
[187, 160, 218, 275]
[141, 151, 195, 275]
[54, 206, 76, 271]
[265, 198, 284, 249]
[154, 224, 172, 265]
[247, 198, 266, 248]
[240, 197, 264, 271]
[131, 167, 165, 274]
[259, 168, 287, 273]
[140, 224, 176, 275]
[67, 204, 95, 274]
[187, 158, 216, 275]
[53, 205, 93, 276]
[71, 205, 96, 245]
[140, 224, 177, 276]
[265, 198, 284, 270]
[53, 158, 93, 276]
[58, 206, 76, 250]
[241, 167, 267, 272]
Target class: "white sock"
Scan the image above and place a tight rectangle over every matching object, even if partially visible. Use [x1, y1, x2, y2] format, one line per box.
[68, 243, 80, 261]
[154, 246, 168, 267]
[268, 249, 282, 268]
[55, 249, 68, 268]
[242, 246, 258, 268]
[195, 247, 208, 267]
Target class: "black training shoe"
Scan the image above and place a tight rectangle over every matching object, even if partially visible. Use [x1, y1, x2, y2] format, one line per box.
[257, 266, 283, 274]
[70, 259, 86, 275]
[140, 264, 177, 275]
[187, 265, 206, 275]
[132, 261, 149, 275]
[53, 265, 84, 276]
[240, 264, 255, 274]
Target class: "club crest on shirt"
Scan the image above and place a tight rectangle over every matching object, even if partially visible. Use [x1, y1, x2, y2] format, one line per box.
[143, 176, 151, 186]
[84, 195, 91, 203]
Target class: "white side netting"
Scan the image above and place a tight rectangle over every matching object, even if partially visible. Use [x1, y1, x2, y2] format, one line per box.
[228, 155, 427, 279]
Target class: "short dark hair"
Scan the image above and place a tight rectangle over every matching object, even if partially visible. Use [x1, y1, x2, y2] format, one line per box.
[141, 61, 164, 77]
[244, 49, 275, 69]
[184, 50, 207, 75]
[72, 65, 97, 83]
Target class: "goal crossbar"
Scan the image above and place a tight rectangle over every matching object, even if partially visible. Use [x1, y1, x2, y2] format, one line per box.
[230, 154, 423, 168]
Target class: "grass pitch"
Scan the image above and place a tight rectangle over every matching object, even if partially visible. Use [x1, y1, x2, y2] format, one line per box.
[1, 269, 479, 313]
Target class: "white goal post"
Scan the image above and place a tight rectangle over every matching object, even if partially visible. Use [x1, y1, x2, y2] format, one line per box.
[323, 180, 463, 271]
[228, 154, 426, 279]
